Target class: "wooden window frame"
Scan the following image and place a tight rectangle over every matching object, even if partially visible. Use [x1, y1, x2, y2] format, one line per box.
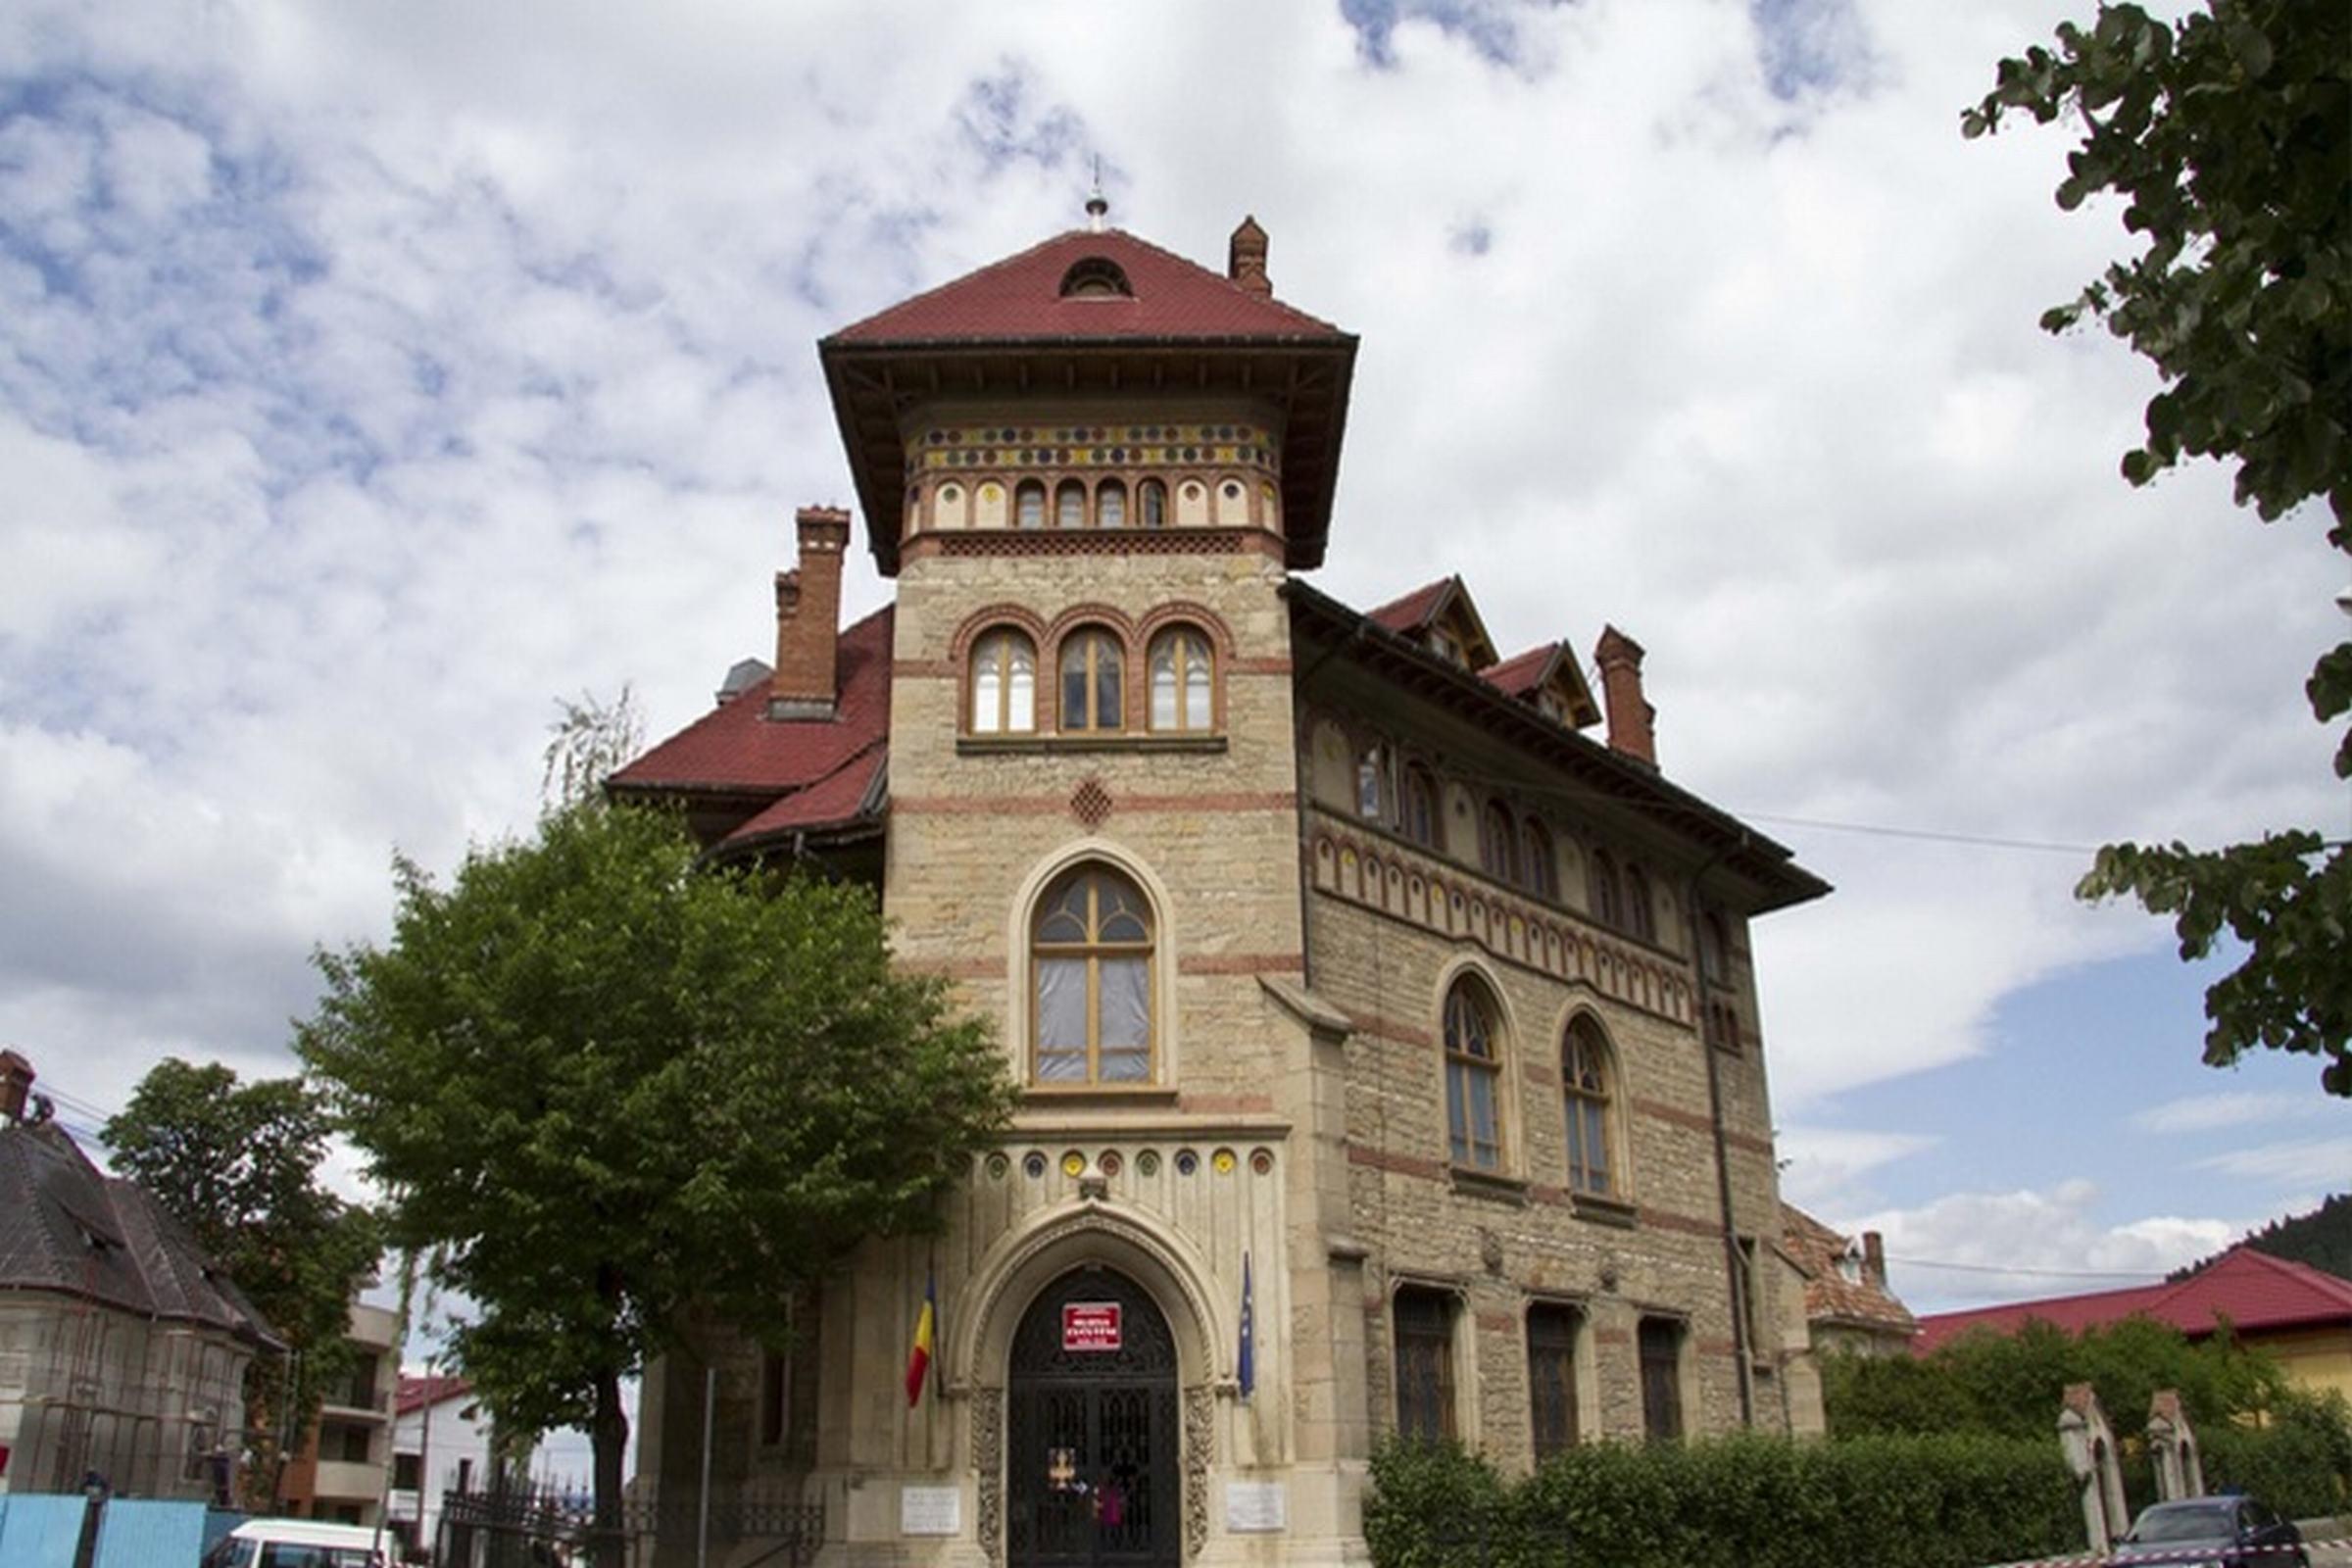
[1392, 1286, 1457, 1443]
[1527, 1302, 1581, 1461]
[1057, 629, 1126, 734]
[1562, 1017, 1616, 1198]
[1097, 478, 1128, 530]
[1030, 865, 1156, 1087]
[1523, 817, 1557, 901]
[1014, 479, 1046, 529]
[1401, 763, 1439, 849]
[1139, 477, 1168, 528]
[1444, 980, 1503, 1172]
[967, 628, 1038, 735]
[1054, 478, 1087, 530]
[1147, 625, 1216, 734]
[1639, 1316, 1686, 1443]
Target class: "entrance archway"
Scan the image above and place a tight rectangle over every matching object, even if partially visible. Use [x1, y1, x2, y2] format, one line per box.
[1005, 1265, 1181, 1567]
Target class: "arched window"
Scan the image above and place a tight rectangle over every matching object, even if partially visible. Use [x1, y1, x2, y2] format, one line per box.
[1562, 1015, 1615, 1197]
[1032, 865, 1153, 1085]
[1523, 818, 1557, 900]
[1444, 978, 1503, 1171]
[968, 629, 1036, 734]
[1148, 626, 1213, 732]
[1588, 849, 1623, 929]
[1479, 802, 1517, 882]
[1097, 479, 1127, 530]
[1139, 478, 1168, 528]
[1624, 864, 1656, 943]
[1055, 479, 1086, 529]
[1058, 629, 1124, 733]
[1402, 764, 1439, 849]
[1356, 742, 1390, 822]
[1015, 480, 1046, 529]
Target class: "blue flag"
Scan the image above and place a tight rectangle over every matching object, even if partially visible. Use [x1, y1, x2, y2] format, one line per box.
[1238, 1250, 1255, 1399]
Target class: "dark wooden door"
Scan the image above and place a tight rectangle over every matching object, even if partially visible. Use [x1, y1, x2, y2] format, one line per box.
[1006, 1267, 1180, 1567]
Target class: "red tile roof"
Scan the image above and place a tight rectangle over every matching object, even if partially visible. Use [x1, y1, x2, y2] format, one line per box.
[1781, 1204, 1918, 1338]
[1911, 1247, 2352, 1355]
[828, 228, 1347, 346]
[610, 606, 893, 819]
[718, 745, 885, 852]
[1480, 644, 1557, 697]
[396, 1373, 472, 1416]
[1367, 576, 1460, 637]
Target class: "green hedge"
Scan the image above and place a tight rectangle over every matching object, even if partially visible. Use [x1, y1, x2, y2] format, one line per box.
[1366, 1434, 2081, 1568]
[2202, 1391, 2352, 1520]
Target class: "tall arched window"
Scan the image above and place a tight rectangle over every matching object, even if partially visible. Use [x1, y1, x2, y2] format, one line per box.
[1479, 802, 1517, 882]
[1624, 864, 1656, 943]
[1055, 480, 1086, 529]
[968, 629, 1036, 734]
[1015, 480, 1046, 529]
[1444, 978, 1503, 1171]
[1356, 742, 1390, 822]
[1059, 629, 1124, 733]
[1523, 818, 1558, 900]
[1562, 1016, 1615, 1197]
[1148, 626, 1213, 732]
[1588, 849, 1623, 929]
[1097, 479, 1127, 529]
[1033, 865, 1153, 1085]
[1139, 478, 1167, 528]
[1402, 764, 1439, 849]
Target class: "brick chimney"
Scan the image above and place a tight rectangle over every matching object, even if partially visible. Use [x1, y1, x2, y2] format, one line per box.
[769, 506, 851, 721]
[1228, 216, 1269, 296]
[0, 1050, 33, 1123]
[1594, 625, 1656, 767]
[1862, 1231, 1887, 1290]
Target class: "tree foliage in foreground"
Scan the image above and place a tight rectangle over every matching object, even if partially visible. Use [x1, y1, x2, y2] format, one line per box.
[102, 1058, 382, 1507]
[1967, 0, 2350, 1095]
[299, 804, 1014, 1563]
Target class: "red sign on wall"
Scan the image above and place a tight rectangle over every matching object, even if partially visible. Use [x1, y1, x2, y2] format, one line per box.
[1061, 1302, 1123, 1351]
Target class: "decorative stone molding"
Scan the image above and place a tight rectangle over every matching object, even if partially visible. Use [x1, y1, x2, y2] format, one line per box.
[1183, 1383, 1215, 1558]
[974, 1385, 1004, 1560]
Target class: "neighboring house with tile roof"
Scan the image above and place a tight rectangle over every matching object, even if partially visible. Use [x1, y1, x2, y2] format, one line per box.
[611, 214, 1830, 1565]
[1913, 1246, 2352, 1403]
[1780, 1204, 1917, 1359]
[0, 1051, 279, 1501]
[386, 1373, 489, 1562]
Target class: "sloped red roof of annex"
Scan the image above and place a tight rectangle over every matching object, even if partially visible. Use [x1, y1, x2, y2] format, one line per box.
[1911, 1247, 2352, 1355]
[396, 1373, 473, 1416]
[1367, 576, 1459, 637]
[827, 228, 1348, 346]
[719, 746, 886, 850]
[610, 607, 894, 798]
[1781, 1204, 1917, 1337]
[1480, 643, 1560, 697]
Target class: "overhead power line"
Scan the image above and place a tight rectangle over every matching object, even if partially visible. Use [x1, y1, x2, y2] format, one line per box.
[1885, 1253, 2166, 1283]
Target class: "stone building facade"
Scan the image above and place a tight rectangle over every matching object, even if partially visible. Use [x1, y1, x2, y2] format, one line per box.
[612, 217, 1829, 1567]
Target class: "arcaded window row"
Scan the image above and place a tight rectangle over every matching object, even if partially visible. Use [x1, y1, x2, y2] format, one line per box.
[968, 623, 1216, 737]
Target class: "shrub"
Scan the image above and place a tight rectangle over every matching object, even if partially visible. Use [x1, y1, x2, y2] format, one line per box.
[2202, 1390, 2352, 1520]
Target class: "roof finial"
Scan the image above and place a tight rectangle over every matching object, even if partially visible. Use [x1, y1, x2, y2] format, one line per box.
[1085, 156, 1108, 232]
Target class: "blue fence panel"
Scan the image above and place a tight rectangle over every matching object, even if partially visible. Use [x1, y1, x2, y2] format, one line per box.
[94, 1496, 212, 1567]
[0, 1494, 94, 1568]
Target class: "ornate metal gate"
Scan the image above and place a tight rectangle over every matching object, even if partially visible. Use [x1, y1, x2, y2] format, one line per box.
[1005, 1267, 1180, 1567]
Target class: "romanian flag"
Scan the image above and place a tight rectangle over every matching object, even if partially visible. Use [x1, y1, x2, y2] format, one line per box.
[905, 1268, 936, 1407]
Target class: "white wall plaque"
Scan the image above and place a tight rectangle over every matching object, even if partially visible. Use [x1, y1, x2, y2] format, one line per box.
[902, 1485, 961, 1536]
[1224, 1480, 1287, 1532]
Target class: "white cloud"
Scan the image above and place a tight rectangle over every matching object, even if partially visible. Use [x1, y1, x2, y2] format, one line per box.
[2192, 1138, 2352, 1187]
[2133, 1091, 2330, 1135]
[1776, 1124, 1940, 1211]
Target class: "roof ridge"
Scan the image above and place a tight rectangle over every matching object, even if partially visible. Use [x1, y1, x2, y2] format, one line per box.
[823, 229, 1093, 344]
[1086, 224, 1347, 334]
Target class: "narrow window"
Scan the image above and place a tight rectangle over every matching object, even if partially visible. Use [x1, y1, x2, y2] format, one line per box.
[1097, 479, 1127, 529]
[759, 1346, 789, 1446]
[1479, 801, 1516, 882]
[1735, 1237, 1766, 1359]
[1148, 626, 1214, 732]
[393, 1452, 421, 1493]
[1528, 1304, 1580, 1462]
[1140, 478, 1168, 528]
[1058, 630, 1123, 732]
[1055, 479, 1086, 529]
[1640, 1318, 1685, 1442]
[1392, 1288, 1456, 1442]
[1588, 849, 1623, 929]
[1699, 913, 1730, 984]
[1402, 765, 1439, 849]
[968, 630, 1037, 734]
[1562, 1016, 1614, 1197]
[1015, 479, 1046, 529]
[1356, 742, 1390, 822]
[1624, 864, 1656, 942]
[1032, 865, 1153, 1085]
[1444, 979, 1502, 1171]
[1523, 819, 1557, 900]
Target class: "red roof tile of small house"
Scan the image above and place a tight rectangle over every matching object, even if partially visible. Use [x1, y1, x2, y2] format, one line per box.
[1780, 1204, 1917, 1338]
[610, 606, 894, 800]
[718, 744, 886, 851]
[1481, 642, 1602, 728]
[827, 228, 1347, 346]
[1366, 575, 1497, 666]
[396, 1373, 472, 1416]
[1910, 1247, 2352, 1355]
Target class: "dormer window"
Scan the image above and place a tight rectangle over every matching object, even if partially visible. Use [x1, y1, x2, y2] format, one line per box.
[1428, 626, 1462, 665]
[1058, 256, 1134, 298]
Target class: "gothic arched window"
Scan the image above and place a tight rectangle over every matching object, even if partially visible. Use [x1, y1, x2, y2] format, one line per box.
[1032, 865, 1154, 1085]
[1563, 1015, 1616, 1197]
[1444, 977, 1503, 1171]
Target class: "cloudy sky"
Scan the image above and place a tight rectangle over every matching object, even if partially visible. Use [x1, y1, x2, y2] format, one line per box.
[2, 0, 2342, 1321]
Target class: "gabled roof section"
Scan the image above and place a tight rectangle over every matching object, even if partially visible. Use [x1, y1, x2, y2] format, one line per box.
[1910, 1245, 2352, 1355]
[830, 228, 1348, 345]
[1482, 642, 1602, 729]
[1367, 576, 1498, 668]
[1780, 1204, 1917, 1339]
[610, 606, 893, 848]
[397, 1372, 474, 1416]
[0, 1119, 280, 1347]
[820, 224, 1357, 575]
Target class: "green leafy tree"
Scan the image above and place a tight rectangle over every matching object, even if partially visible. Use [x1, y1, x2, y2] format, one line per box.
[102, 1059, 382, 1507]
[1965, 0, 2350, 1095]
[298, 803, 1013, 1566]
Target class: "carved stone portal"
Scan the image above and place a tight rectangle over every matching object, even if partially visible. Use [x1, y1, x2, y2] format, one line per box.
[1183, 1384, 1215, 1558]
[974, 1386, 1004, 1560]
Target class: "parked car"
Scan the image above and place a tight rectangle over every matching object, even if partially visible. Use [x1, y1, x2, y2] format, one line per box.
[2109, 1494, 2309, 1568]
[199, 1517, 392, 1568]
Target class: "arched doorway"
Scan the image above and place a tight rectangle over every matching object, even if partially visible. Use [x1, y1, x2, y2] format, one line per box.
[1005, 1265, 1180, 1567]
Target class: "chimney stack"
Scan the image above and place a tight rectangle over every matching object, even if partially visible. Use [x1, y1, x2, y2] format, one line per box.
[1594, 625, 1656, 767]
[1228, 216, 1270, 296]
[769, 506, 852, 721]
[1862, 1231, 1887, 1290]
[0, 1050, 34, 1123]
